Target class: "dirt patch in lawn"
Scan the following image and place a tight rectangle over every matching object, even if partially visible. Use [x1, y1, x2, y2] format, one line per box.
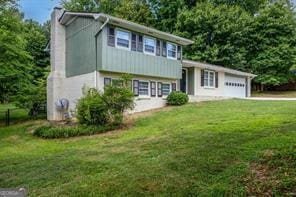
[244, 148, 296, 196]
[244, 162, 277, 196]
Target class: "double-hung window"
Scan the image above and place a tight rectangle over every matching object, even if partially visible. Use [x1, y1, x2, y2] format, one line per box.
[162, 83, 171, 96]
[116, 29, 130, 49]
[203, 70, 215, 88]
[144, 37, 156, 55]
[139, 81, 149, 96]
[167, 43, 177, 59]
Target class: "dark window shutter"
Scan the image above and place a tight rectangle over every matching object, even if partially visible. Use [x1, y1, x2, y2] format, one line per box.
[201, 70, 204, 87]
[151, 81, 156, 97]
[162, 41, 167, 57]
[107, 27, 115, 47]
[172, 83, 176, 91]
[215, 72, 218, 88]
[133, 80, 139, 96]
[137, 35, 143, 52]
[177, 45, 182, 60]
[157, 82, 162, 97]
[104, 78, 111, 86]
[156, 40, 161, 56]
[131, 33, 137, 51]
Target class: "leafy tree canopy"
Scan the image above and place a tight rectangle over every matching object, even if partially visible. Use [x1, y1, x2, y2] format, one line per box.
[0, 3, 32, 102]
[175, 2, 251, 70]
[246, 2, 296, 85]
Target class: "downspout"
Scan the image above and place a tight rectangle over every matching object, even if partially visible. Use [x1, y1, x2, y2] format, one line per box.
[94, 17, 109, 89]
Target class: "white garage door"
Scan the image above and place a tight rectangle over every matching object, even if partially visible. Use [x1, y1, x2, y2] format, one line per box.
[224, 74, 246, 98]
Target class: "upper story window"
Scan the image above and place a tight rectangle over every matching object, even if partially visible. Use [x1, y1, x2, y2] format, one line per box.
[107, 27, 181, 60]
[116, 29, 130, 49]
[144, 37, 156, 55]
[167, 43, 177, 60]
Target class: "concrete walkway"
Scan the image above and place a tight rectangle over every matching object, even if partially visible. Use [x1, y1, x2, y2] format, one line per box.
[246, 97, 296, 101]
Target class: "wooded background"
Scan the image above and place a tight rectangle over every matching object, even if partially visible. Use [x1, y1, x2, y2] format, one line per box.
[1, 0, 296, 110]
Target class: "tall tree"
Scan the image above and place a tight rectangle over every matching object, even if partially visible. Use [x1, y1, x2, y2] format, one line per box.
[114, 0, 155, 26]
[0, 2, 32, 103]
[175, 2, 251, 70]
[149, 0, 186, 32]
[62, 0, 120, 14]
[246, 1, 296, 86]
[62, 0, 155, 26]
[14, 19, 50, 113]
[210, 0, 267, 14]
[23, 19, 50, 80]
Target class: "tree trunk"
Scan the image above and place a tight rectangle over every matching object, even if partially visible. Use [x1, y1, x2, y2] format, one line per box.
[260, 84, 264, 91]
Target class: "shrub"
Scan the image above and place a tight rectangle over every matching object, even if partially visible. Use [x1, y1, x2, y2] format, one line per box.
[76, 74, 134, 126]
[102, 84, 134, 126]
[166, 91, 189, 106]
[76, 88, 108, 125]
[34, 124, 116, 139]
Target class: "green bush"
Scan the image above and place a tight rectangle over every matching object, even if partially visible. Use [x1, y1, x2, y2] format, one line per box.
[76, 88, 108, 125]
[34, 124, 116, 139]
[76, 75, 134, 126]
[166, 91, 189, 106]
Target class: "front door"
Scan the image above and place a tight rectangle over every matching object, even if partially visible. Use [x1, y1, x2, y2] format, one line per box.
[180, 69, 187, 93]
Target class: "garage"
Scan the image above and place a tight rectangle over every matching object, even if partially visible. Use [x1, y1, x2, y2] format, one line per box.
[224, 74, 247, 98]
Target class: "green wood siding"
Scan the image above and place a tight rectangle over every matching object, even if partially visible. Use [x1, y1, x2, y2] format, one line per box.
[99, 27, 182, 79]
[66, 18, 181, 79]
[66, 17, 102, 77]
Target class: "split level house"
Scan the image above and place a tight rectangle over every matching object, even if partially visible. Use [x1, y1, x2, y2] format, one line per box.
[47, 7, 256, 121]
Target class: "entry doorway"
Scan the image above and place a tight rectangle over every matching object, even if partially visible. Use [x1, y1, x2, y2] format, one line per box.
[180, 68, 188, 93]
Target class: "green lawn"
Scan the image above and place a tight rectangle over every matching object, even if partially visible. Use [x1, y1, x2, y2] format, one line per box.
[0, 104, 29, 125]
[0, 100, 296, 196]
[252, 90, 296, 98]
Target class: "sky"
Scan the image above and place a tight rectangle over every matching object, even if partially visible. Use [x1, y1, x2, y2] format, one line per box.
[19, 0, 61, 24]
[19, 0, 296, 24]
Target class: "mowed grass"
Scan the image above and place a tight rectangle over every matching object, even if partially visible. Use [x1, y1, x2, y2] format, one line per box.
[0, 100, 296, 196]
[0, 104, 29, 125]
[252, 90, 296, 98]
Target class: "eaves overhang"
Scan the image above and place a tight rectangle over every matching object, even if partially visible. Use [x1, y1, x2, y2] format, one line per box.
[183, 59, 257, 78]
[59, 11, 194, 46]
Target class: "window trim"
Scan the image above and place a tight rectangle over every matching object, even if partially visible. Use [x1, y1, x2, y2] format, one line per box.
[167, 42, 177, 60]
[143, 36, 156, 56]
[203, 70, 216, 88]
[115, 28, 131, 50]
[138, 80, 150, 98]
